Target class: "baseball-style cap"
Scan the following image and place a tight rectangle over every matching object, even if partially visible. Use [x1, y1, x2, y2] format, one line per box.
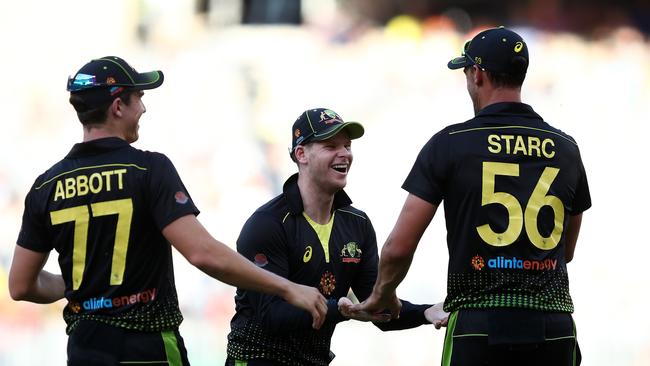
[448, 26, 529, 74]
[67, 56, 164, 106]
[290, 108, 364, 157]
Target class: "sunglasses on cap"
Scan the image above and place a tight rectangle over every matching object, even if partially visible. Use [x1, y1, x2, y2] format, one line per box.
[67, 73, 131, 92]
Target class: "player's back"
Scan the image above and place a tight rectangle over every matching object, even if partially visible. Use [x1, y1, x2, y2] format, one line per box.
[19, 137, 196, 332]
[405, 102, 591, 312]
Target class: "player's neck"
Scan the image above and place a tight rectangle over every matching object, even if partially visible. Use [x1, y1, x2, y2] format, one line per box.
[82, 120, 128, 142]
[477, 87, 522, 112]
[297, 177, 334, 224]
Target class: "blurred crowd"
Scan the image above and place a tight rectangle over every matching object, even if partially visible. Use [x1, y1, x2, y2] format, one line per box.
[1, 1, 649, 365]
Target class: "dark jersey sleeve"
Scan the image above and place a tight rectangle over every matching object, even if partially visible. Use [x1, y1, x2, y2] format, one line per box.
[402, 132, 450, 205]
[16, 180, 52, 252]
[236, 211, 344, 332]
[146, 153, 199, 229]
[349, 216, 379, 301]
[569, 149, 591, 215]
[349, 216, 431, 331]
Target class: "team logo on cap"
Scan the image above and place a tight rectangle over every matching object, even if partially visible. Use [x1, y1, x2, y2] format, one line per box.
[106, 77, 116, 85]
[319, 109, 342, 124]
[294, 128, 301, 138]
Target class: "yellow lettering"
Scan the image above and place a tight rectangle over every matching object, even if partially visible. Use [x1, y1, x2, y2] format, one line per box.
[65, 178, 76, 199]
[114, 169, 126, 189]
[101, 171, 113, 191]
[542, 138, 555, 158]
[487, 134, 501, 153]
[54, 181, 65, 201]
[528, 137, 541, 157]
[513, 135, 527, 155]
[52, 169, 128, 202]
[501, 135, 514, 154]
[89, 173, 103, 193]
[77, 175, 89, 196]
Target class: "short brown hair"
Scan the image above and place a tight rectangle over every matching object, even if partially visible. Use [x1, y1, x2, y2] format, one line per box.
[69, 89, 133, 125]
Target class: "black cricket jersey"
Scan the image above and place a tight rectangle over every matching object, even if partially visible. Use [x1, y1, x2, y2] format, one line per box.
[403, 102, 591, 313]
[227, 173, 430, 366]
[17, 137, 199, 334]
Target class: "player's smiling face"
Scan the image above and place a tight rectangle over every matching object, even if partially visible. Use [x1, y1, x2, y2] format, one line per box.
[301, 131, 353, 194]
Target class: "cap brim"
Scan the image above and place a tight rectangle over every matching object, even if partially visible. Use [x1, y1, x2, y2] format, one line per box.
[312, 122, 365, 142]
[133, 70, 164, 90]
[447, 56, 471, 70]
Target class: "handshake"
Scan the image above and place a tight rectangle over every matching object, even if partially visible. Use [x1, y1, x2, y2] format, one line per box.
[338, 297, 449, 329]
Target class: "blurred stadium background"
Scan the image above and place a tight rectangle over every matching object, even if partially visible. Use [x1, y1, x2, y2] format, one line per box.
[1, 0, 649, 365]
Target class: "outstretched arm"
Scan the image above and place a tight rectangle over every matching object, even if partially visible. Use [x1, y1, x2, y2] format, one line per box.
[162, 214, 328, 329]
[9, 245, 65, 303]
[352, 194, 438, 318]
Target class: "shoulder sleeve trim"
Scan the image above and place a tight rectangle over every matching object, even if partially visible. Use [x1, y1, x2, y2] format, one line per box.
[35, 163, 148, 190]
[449, 125, 577, 146]
[336, 208, 367, 220]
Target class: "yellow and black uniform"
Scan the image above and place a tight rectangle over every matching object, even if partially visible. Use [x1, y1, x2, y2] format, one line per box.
[17, 137, 198, 365]
[226, 174, 431, 366]
[403, 102, 591, 365]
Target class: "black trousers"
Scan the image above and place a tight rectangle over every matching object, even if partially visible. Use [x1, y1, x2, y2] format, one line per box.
[442, 309, 581, 366]
[67, 320, 190, 365]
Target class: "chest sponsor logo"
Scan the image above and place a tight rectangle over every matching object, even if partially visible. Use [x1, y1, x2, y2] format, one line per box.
[470, 255, 557, 271]
[319, 271, 336, 296]
[341, 242, 362, 263]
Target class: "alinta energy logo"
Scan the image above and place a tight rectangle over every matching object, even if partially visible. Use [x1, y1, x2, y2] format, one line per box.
[470, 255, 557, 271]
[68, 288, 157, 313]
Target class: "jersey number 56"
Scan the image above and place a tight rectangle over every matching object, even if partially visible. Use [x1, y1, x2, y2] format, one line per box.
[476, 162, 563, 250]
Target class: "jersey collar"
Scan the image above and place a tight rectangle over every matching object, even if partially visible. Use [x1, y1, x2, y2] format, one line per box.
[66, 137, 130, 159]
[282, 173, 353, 215]
[476, 102, 542, 121]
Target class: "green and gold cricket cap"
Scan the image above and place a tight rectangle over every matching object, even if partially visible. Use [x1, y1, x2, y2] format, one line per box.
[290, 108, 364, 158]
[66, 56, 163, 107]
[448, 26, 529, 74]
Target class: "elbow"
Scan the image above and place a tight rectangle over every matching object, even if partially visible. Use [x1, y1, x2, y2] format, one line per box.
[187, 249, 229, 278]
[565, 253, 574, 264]
[8, 282, 30, 301]
[382, 245, 413, 264]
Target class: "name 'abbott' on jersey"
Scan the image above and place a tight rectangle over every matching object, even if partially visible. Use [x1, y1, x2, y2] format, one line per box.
[17, 137, 199, 333]
[402, 102, 591, 313]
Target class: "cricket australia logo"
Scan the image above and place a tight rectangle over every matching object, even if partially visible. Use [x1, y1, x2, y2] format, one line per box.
[341, 242, 362, 263]
[320, 109, 342, 124]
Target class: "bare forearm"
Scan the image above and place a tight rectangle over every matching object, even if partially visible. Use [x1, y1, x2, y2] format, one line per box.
[12, 270, 65, 304]
[195, 243, 290, 298]
[373, 237, 415, 298]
